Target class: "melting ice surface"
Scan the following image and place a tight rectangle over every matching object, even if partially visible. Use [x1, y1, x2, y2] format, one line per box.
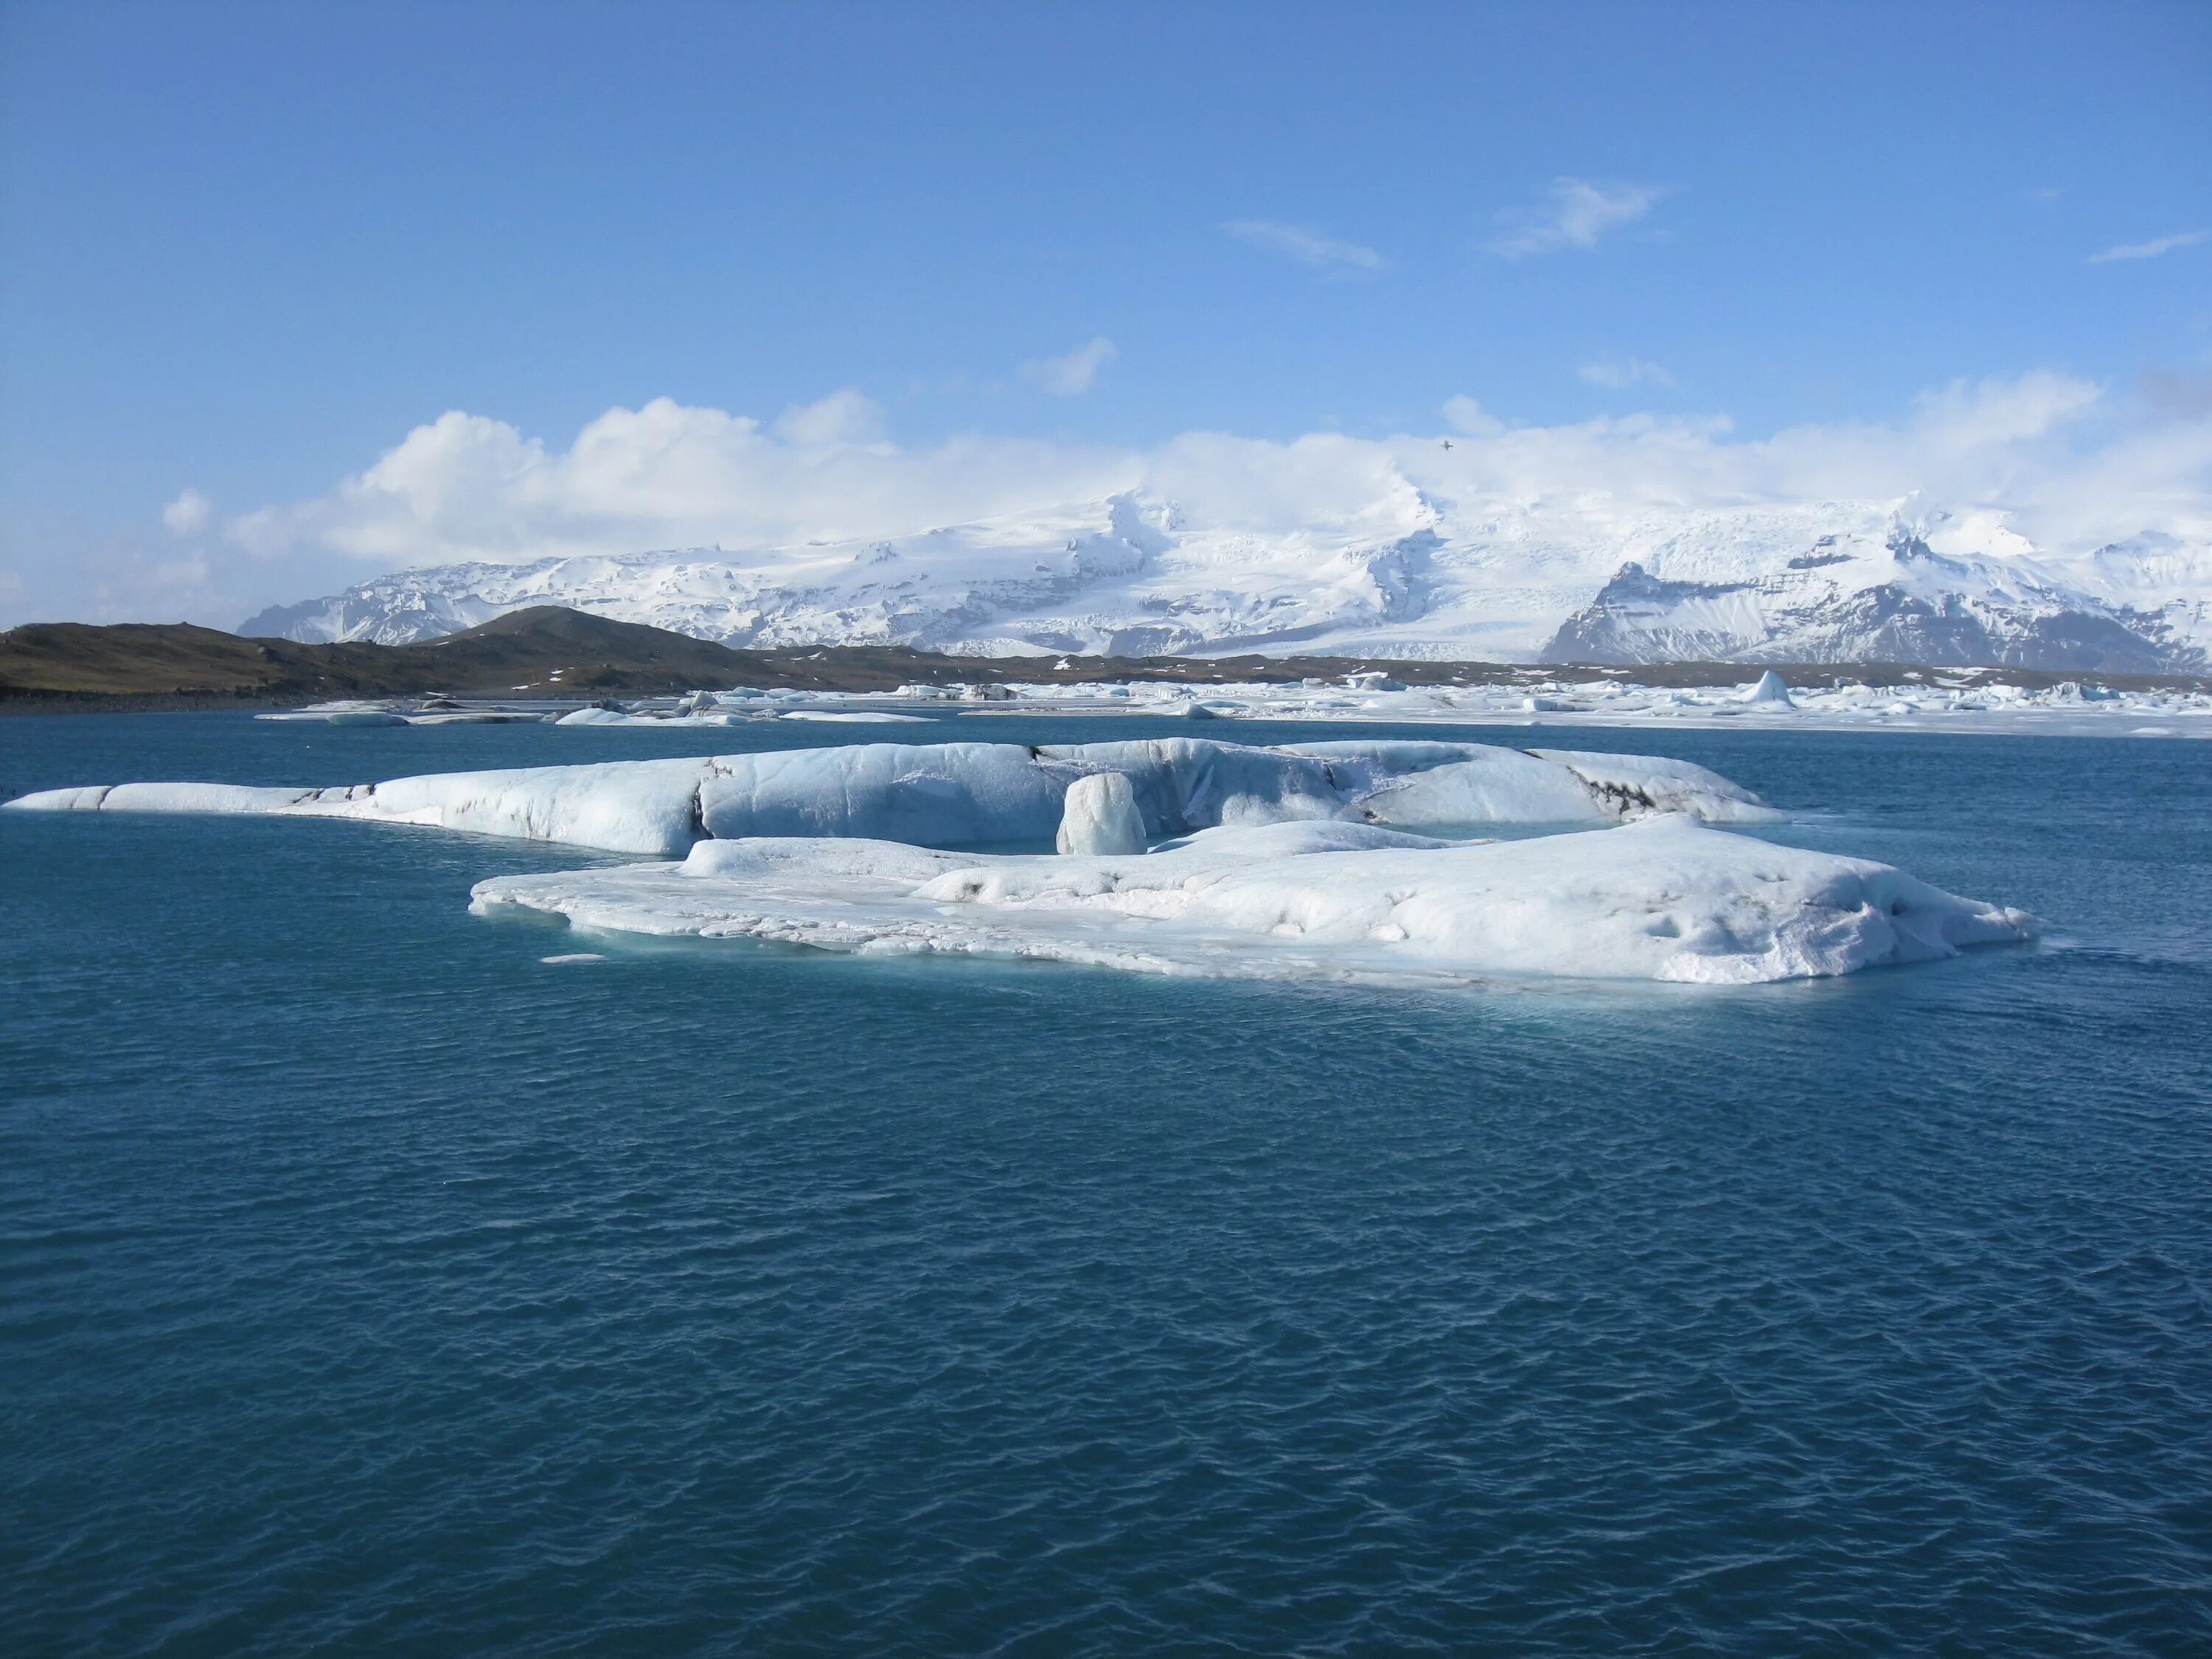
[7, 736, 2031, 984]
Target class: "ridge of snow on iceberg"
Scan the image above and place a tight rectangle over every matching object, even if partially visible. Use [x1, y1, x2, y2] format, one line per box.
[4, 737, 1778, 855]
[467, 816, 2035, 985]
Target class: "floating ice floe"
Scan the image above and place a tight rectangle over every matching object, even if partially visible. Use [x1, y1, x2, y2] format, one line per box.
[528, 669, 2209, 735]
[4, 737, 1778, 856]
[469, 816, 2035, 985]
[240, 666, 2211, 735]
[776, 710, 935, 723]
[258, 702, 551, 726]
[7, 737, 2036, 984]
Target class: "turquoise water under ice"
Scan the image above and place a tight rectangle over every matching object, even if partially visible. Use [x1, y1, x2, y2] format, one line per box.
[3, 713, 2209, 1655]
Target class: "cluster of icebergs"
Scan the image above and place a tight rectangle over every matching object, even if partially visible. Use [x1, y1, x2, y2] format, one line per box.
[7, 736, 2034, 987]
[846, 668, 2212, 734]
[259, 665, 2211, 737]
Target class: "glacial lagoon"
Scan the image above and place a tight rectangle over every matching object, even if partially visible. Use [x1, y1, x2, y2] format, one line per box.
[3, 712, 2208, 1654]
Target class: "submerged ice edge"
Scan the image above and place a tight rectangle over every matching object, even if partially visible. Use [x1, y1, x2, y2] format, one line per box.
[468, 817, 2039, 987]
[2, 736, 1780, 857]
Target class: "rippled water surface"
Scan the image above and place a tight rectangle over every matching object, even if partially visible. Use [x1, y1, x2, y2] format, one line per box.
[4, 714, 2209, 1655]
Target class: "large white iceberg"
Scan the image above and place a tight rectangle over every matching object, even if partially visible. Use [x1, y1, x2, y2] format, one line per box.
[4, 737, 2035, 984]
[3, 737, 1777, 856]
[467, 816, 2034, 985]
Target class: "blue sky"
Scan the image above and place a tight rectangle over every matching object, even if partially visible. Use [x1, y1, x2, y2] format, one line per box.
[1, 0, 2208, 625]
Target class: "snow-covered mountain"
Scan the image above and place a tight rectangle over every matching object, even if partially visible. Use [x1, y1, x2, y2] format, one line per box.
[241, 491, 2212, 670]
[1547, 528, 2205, 670]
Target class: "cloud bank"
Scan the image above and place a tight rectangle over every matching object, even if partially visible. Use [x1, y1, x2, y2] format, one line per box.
[175, 372, 2208, 608]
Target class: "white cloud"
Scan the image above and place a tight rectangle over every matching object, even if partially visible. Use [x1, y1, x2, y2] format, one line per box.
[194, 371, 2212, 598]
[1223, 220, 1388, 274]
[1021, 337, 1117, 397]
[1579, 358, 1674, 389]
[2088, 228, 2210, 264]
[771, 388, 886, 445]
[1490, 178, 1664, 258]
[1440, 394, 1504, 437]
[161, 487, 214, 535]
[1906, 371, 2101, 450]
[220, 396, 1138, 568]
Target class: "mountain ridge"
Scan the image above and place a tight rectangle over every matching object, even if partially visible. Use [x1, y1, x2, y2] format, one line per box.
[240, 491, 2212, 673]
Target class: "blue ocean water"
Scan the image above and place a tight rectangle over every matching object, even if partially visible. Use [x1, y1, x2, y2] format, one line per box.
[3, 712, 2209, 1657]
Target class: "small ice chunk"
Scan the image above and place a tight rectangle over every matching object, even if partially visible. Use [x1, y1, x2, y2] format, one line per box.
[1742, 670, 1795, 707]
[779, 711, 933, 723]
[1056, 771, 1146, 855]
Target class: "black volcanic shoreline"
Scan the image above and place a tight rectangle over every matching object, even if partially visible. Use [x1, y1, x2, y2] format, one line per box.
[7, 605, 2208, 713]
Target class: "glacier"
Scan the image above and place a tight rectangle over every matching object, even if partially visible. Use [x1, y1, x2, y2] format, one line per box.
[465, 817, 2035, 986]
[239, 492, 2211, 672]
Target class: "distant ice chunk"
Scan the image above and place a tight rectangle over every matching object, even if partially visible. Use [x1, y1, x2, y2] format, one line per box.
[779, 711, 934, 723]
[1742, 670, 1795, 707]
[469, 816, 2034, 985]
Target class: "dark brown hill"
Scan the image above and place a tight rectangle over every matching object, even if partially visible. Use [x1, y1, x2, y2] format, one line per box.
[5, 606, 2205, 709]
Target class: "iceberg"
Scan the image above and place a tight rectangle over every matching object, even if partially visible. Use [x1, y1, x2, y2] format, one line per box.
[1742, 669, 1796, 706]
[778, 710, 934, 723]
[4, 737, 1778, 856]
[467, 816, 2035, 985]
[6, 736, 2035, 986]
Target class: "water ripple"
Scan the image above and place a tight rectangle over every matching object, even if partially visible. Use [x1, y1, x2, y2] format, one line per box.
[3, 717, 2210, 1655]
